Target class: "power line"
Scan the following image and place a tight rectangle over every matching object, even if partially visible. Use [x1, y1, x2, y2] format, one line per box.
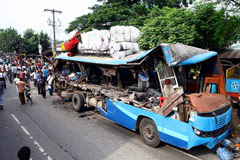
[44, 9, 62, 57]
[32, 13, 45, 28]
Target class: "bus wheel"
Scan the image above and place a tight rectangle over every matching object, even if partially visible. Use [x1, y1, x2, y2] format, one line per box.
[72, 93, 85, 112]
[139, 118, 160, 147]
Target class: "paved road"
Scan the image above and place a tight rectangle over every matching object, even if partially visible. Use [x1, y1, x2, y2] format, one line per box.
[0, 81, 220, 160]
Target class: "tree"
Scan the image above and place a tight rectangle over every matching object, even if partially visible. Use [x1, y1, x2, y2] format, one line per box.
[65, 0, 191, 33]
[38, 31, 51, 52]
[97, 0, 193, 8]
[23, 29, 37, 54]
[23, 29, 50, 55]
[139, 2, 240, 51]
[0, 27, 24, 53]
[66, 2, 142, 33]
[138, 7, 197, 50]
[206, 0, 240, 14]
[190, 2, 240, 51]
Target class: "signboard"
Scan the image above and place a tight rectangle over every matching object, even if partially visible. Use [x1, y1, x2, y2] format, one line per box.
[38, 44, 42, 54]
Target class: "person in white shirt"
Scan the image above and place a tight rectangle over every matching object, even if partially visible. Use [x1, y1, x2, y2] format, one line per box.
[32, 70, 37, 87]
[14, 74, 20, 95]
[47, 72, 54, 96]
[11, 64, 18, 78]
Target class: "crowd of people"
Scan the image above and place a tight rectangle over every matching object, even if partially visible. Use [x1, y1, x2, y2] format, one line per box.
[0, 55, 55, 109]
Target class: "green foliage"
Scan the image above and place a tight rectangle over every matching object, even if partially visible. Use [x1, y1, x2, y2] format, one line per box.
[65, 0, 191, 33]
[138, 7, 197, 49]
[190, 2, 240, 51]
[23, 29, 38, 54]
[66, 2, 150, 33]
[0, 27, 24, 53]
[213, 0, 240, 14]
[139, 2, 240, 51]
[0, 28, 50, 55]
[23, 29, 50, 55]
[97, 0, 193, 8]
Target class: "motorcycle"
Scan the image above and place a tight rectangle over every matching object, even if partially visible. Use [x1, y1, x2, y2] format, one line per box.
[25, 85, 33, 105]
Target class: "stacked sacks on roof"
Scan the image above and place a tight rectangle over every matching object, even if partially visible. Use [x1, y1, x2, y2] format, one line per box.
[80, 30, 110, 52]
[78, 26, 141, 59]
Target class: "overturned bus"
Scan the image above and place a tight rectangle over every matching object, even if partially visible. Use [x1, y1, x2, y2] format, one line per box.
[54, 43, 231, 149]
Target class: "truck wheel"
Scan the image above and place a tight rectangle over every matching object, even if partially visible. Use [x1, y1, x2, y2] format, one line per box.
[72, 93, 85, 112]
[139, 118, 160, 147]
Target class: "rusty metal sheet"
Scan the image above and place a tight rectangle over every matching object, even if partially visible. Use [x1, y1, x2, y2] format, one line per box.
[186, 93, 230, 113]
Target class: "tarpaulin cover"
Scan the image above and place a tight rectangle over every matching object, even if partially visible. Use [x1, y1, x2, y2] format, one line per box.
[186, 93, 230, 113]
[161, 43, 217, 66]
[56, 43, 217, 66]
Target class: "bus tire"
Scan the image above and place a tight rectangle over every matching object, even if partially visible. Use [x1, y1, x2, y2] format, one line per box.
[139, 118, 160, 148]
[72, 93, 85, 112]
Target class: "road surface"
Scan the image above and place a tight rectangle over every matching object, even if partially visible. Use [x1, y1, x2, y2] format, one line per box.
[0, 81, 220, 160]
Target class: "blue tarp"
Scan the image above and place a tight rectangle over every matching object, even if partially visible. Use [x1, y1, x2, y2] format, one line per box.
[55, 43, 217, 66]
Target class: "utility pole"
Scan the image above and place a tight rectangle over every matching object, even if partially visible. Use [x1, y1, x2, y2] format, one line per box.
[44, 9, 62, 58]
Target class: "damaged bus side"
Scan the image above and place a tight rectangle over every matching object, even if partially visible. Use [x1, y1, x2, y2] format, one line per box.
[54, 43, 231, 149]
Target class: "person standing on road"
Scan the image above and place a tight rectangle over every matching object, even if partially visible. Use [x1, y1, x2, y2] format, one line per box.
[37, 70, 41, 94]
[14, 74, 20, 95]
[19, 68, 26, 82]
[17, 78, 29, 105]
[7, 66, 13, 83]
[32, 70, 37, 87]
[43, 66, 49, 78]
[38, 73, 46, 98]
[0, 69, 5, 110]
[47, 72, 54, 96]
[1, 67, 7, 89]
[12, 64, 18, 78]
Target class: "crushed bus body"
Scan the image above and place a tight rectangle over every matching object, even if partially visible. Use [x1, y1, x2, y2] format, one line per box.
[54, 42, 232, 149]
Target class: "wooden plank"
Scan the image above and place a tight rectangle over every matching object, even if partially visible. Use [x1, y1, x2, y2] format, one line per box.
[160, 87, 184, 116]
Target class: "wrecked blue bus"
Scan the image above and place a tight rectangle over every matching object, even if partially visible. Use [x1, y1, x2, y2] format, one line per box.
[54, 43, 231, 149]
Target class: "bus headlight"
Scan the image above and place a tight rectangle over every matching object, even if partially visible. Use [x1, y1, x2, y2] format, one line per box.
[194, 128, 201, 136]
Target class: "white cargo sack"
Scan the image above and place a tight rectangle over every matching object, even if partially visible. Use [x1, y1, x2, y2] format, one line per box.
[109, 42, 139, 59]
[81, 30, 110, 51]
[81, 32, 91, 50]
[110, 26, 141, 42]
[109, 42, 139, 52]
[95, 30, 110, 51]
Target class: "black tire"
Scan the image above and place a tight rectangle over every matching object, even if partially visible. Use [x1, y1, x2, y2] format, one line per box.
[72, 93, 85, 112]
[139, 118, 160, 148]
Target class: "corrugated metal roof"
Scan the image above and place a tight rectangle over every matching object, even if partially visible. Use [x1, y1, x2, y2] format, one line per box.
[219, 49, 240, 59]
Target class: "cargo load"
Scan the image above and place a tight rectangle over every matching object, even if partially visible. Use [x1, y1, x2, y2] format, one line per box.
[67, 26, 141, 59]
[81, 29, 110, 51]
[110, 26, 141, 42]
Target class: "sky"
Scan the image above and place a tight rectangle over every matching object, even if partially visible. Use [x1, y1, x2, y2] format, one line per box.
[0, 0, 100, 41]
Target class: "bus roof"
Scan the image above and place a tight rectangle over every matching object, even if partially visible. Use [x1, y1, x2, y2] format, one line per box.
[55, 43, 217, 66]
